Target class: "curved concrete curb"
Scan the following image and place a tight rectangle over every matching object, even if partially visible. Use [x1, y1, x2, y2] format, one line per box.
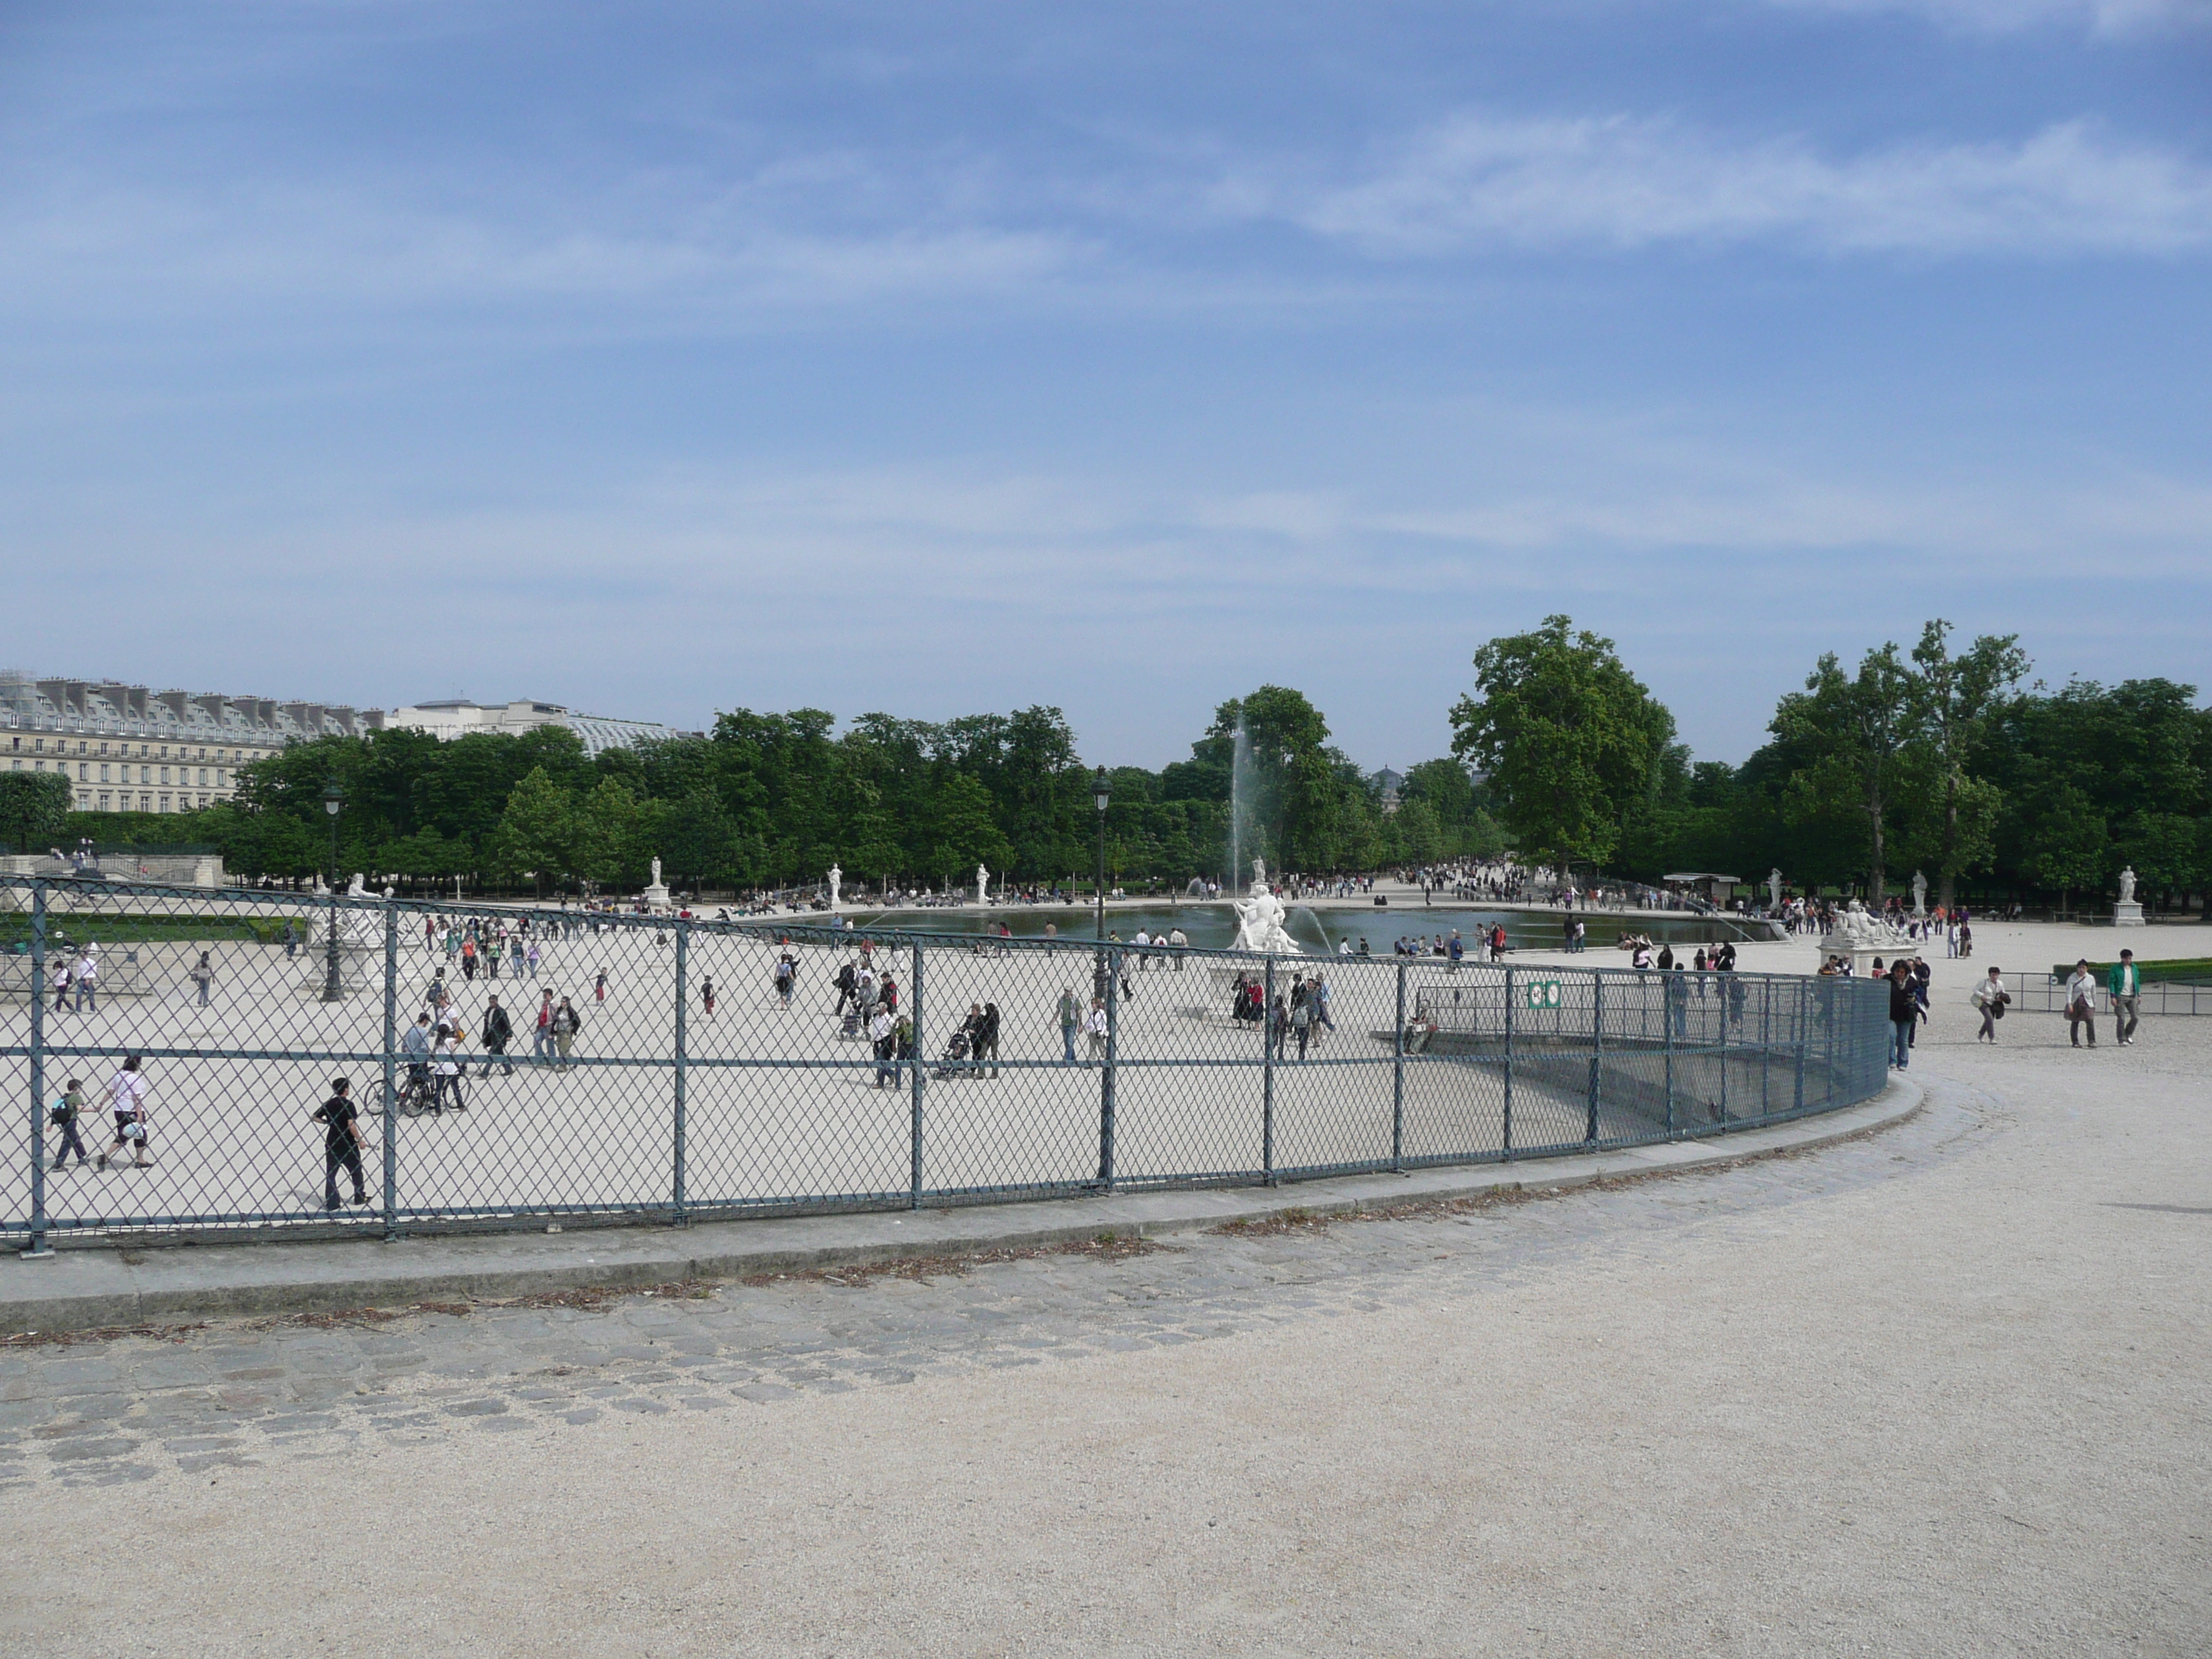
[1, 1076, 1922, 1334]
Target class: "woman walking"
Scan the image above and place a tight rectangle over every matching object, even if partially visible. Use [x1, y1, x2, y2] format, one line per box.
[433, 1021, 467, 1112]
[96, 1055, 152, 1169]
[552, 997, 583, 1071]
[189, 951, 215, 1007]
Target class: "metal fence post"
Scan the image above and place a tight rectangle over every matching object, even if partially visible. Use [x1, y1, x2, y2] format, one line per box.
[1391, 961, 1406, 1172]
[1794, 978, 1807, 1113]
[1097, 944, 1116, 1188]
[1717, 971, 1730, 1124]
[1761, 976, 1772, 1120]
[1262, 955, 1277, 1184]
[382, 902, 398, 1241]
[672, 919, 688, 1225]
[911, 941, 926, 1205]
[1663, 968, 1676, 1137]
[1586, 971, 1604, 1143]
[1502, 964, 1515, 1161]
[24, 881, 49, 1257]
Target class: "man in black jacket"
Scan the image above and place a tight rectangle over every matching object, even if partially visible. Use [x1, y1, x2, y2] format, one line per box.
[1888, 963, 1917, 1069]
[478, 995, 516, 1078]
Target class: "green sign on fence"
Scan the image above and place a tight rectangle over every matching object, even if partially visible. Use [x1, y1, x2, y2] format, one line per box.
[1525, 978, 1563, 1010]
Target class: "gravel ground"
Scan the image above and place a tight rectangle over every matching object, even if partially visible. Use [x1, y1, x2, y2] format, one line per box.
[1, 961, 2206, 1655]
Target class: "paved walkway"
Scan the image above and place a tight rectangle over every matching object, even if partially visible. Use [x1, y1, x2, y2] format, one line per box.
[1, 995, 2205, 1655]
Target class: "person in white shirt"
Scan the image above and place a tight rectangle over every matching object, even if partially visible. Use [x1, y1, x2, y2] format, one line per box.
[869, 1007, 898, 1088]
[1969, 967, 2008, 1043]
[1168, 927, 1188, 969]
[2064, 960, 2099, 1048]
[96, 1055, 151, 1169]
[1085, 997, 1109, 1063]
[72, 947, 98, 1013]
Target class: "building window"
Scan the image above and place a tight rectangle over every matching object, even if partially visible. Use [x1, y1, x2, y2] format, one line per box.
[76, 792, 89, 809]
[159, 767, 169, 785]
[139, 793, 150, 811]
[97, 793, 110, 811]
[99, 763, 109, 782]
[158, 794, 170, 812]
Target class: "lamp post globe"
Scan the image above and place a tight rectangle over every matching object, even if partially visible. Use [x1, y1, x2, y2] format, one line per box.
[320, 778, 345, 1002]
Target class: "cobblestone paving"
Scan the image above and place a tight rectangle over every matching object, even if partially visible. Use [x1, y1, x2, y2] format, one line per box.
[0, 1088, 1990, 1494]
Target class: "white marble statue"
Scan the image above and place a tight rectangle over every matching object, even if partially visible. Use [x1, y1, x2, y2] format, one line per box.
[976, 863, 990, 905]
[1231, 884, 1303, 954]
[346, 872, 368, 899]
[1252, 855, 1267, 889]
[1911, 870, 1928, 917]
[827, 864, 842, 909]
[650, 857, 662, 890]
[1768, 868, 1784, 910]
[2118, 866, 2137, 904]
[1832, 898, 1902, 945]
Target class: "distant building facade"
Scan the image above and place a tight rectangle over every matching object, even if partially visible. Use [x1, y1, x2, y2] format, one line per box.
[386, 698, 690, 760]
[1, 672, 382, 815]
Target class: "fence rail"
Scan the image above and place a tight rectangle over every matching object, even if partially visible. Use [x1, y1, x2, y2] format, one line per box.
[1, 876, 1891, 1250]
[2000, 974, 2212, 1017]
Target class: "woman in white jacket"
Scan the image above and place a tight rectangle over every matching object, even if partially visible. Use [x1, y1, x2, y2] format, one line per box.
[1969, 968, 2008, 1043]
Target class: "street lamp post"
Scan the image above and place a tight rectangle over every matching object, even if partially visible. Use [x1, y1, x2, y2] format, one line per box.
[1092, 766, 1110, 999]
[321, 778, 345, 1002]
[1092, 767, 1110, 940]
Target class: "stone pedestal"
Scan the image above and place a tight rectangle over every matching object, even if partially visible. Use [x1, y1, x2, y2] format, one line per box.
[1815, 937, 1890, 978]
[2113, 901, 2146, 927]
[641, 883, 673, 911]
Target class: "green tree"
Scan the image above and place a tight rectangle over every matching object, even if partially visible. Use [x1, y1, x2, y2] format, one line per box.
[1449, 616, 1676, 869]
[573, 778, 643, 891]
[0, 771, 71, 855]
[1771, 643, 1916, 905]
[661, 788, 740, 893]
[1910, 620, 2029, 909]
[1392, 798, 1444, 865]
[2023, 785, 2108, 914]
[925, 773, 1013, 889]
[494, 767, 577, 896]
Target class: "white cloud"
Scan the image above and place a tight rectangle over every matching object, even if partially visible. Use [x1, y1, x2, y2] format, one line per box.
[1290, 116, 2212, 256]
[1757, 0, 2212, 35]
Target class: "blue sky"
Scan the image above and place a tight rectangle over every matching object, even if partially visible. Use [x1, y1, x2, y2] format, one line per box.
[3, 1, 2207, 773]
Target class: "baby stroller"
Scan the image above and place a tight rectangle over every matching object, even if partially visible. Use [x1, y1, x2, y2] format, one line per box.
[932, 1028, 971, 1080]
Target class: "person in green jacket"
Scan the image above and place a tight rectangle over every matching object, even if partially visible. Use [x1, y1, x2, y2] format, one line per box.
[2107, 950, 2141, 1047]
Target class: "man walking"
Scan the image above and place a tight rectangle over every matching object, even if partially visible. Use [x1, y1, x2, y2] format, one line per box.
[2065, 959, 2099, 1048]
[72, 946, 97, 1013]
[531, 988, 555, 1064]
[1058, 987, 1080, 1063]
[1887, 961, 1916, 1069]
[312, 1076, 369, 1210]
[2108, 950, 2141, 1047]
[48, 1077, 91, 1170]
[480, 994, 516, 1078]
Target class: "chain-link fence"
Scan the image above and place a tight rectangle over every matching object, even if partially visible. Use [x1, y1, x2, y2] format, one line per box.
[0, 876, 1892, 1249]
